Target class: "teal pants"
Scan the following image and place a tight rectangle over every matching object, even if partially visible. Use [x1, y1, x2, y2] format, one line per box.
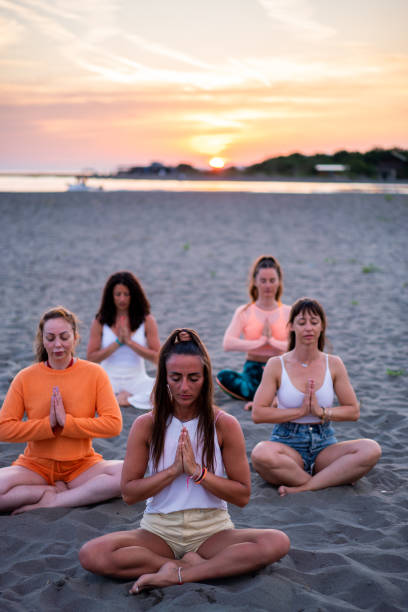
[216, 360, 265, 401]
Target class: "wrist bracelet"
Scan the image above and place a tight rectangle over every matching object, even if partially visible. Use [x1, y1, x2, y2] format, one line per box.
[194, 466, 207, 484]
[320, 406, 326, 423]
[115, 338, 124, 346]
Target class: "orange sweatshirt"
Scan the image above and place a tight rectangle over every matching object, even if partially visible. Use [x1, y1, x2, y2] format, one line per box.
[0, 359, 122, 461]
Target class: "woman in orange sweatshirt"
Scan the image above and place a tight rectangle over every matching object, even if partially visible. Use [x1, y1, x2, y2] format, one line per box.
[0, 306, 123, 513]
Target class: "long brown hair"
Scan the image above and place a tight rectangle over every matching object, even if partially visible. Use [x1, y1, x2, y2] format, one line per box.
[288, 297, 326, 351]
[150, 328, 216, 472]
[248, 255, 283, 303]
[34, 306, 80, 362]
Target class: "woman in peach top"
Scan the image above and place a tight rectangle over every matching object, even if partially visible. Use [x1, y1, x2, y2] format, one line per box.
[216, 256, 290, 410]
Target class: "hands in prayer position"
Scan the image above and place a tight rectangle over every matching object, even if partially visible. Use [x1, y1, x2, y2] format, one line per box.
[49, 387, 66, 429]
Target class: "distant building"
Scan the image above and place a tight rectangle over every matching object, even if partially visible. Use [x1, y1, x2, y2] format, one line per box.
[315, 164, 348, 173]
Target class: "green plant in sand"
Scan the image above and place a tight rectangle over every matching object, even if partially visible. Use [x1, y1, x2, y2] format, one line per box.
[362, 264, 381, 273]
[183, 242, 190, 251]
[386, 368, 405, 377]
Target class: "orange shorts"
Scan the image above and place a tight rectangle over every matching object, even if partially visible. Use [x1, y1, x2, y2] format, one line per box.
[13, 453, 103, 485]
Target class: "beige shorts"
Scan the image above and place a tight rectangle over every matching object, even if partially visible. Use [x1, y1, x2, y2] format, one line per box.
[140, 507, 235, 559]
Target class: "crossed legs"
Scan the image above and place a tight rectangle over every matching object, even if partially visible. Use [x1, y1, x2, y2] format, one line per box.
[79, 526, 290, 593]
[0, 460, 123, 513]
[251, 438, 381, 495]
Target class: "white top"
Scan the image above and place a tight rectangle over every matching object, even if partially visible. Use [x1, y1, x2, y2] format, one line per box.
[101, 323, 147, 370]
[100, 323, 154, 409]
[277, 354, 334, 424]
[145, 415, 227, 514]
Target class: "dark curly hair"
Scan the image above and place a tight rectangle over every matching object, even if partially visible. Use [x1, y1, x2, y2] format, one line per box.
[96, 271, 150, 331]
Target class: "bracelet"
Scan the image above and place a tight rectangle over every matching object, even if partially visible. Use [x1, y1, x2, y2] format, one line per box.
[327, 408, 333, 421]
[177, 566, 183, 585]
[194, 466, 207, 484]
[115, 338, 124, 346]
[320, 406, 326, 423]
[191, 464, 201, 481]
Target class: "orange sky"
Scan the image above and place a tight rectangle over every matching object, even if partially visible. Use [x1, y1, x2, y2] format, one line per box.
[1, 0, 407, 171]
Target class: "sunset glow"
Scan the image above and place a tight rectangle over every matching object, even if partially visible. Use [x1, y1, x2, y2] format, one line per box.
[0, 1, 406, 172]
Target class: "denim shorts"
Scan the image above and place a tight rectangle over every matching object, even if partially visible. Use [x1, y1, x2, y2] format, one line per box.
[269, 422, 338, 474]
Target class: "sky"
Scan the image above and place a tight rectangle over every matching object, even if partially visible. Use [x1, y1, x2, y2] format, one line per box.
[1, 0, 407, 172]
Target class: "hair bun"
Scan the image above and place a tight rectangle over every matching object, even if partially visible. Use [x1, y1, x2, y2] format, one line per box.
[176, 330, 192, 343]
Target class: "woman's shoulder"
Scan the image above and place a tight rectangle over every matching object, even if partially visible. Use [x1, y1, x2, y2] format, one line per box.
[12, 362, 43, 382]
[144, 313, 158, 327]
[76, 358, 110, 377]
[214, 408, 241, 431]
[90, 317, 104, 331]
[233, 303, 252, 318]
[327, 353, 346, 373]
[129, 411, 154, 438]
[266, 353, 284, 369]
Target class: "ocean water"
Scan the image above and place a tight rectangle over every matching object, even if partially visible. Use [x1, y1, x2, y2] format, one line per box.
[0, 174, 407, 194]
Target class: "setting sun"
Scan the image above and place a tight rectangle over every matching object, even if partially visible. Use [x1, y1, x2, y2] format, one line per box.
[209, 157, 225, 169]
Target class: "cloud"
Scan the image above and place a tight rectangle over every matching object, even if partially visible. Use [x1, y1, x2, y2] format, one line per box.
[257, 0, 336, 40]
[124, 34, 214, 70]
[0, 15, 24, 48]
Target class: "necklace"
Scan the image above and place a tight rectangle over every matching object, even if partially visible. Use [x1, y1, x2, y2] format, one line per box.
[295, 356, 317, 368]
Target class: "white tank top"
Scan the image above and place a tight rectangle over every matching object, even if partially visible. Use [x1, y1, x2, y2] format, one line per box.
[100, 323, 147, 369]
[145, 415, 227, 514]
[277, 354, 334, 424]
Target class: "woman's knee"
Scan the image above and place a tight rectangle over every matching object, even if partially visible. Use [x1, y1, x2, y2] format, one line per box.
[251, 443, 277, 471]
[256, 530, 290, 565]
[79, 538, 113, 575]
[361, 439, 382, 466]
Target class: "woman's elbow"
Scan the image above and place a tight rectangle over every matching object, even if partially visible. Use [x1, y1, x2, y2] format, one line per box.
[251, 408, 263, 424]
[222, 339, 232, 352]
[235, 487, 251, 507]
[351, 404, 360, 421]
[121, 492, 134, 505]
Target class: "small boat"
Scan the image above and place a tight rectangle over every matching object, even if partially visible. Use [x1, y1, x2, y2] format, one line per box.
[67, 176, 103, 192]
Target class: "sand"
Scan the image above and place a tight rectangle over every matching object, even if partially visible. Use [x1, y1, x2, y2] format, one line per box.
[0, 190, 407, 611]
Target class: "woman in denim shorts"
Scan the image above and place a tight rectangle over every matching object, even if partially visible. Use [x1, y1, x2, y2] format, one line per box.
[80, 329, 289, 593]
[251, 298, 381, 496]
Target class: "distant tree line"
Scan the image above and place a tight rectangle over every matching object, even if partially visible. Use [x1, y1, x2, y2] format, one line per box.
[242, 148, 408, 180]
[113, 148, 408, 180]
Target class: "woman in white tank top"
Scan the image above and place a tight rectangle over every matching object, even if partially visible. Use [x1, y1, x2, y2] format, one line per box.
[79, 329, 290, 593]
[87, 271, 160, 409]
[251, 298, 381, 496]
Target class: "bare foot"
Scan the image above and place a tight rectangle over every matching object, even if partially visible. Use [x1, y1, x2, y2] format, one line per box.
[180, 551, 205, 566]
[278, 484, 309, 496]
[244, 402, 253, 411]
[130, 561, 180, 594]
[116, 391, 131, 406]
[12, 488, 58, 514]
[55, 480, 68, 493]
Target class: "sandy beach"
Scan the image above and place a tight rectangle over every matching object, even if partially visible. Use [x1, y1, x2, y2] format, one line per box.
[0, 190, 407, 611]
